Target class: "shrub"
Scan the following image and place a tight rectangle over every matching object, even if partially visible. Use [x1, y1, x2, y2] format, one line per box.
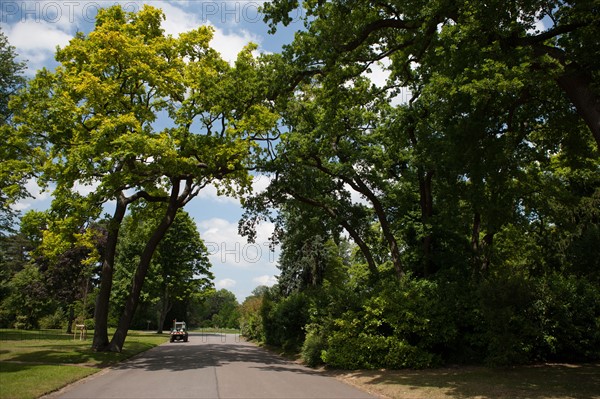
[39, 308, 65, 329]
[263, 292, 309, 351]
[301, 326, 326, 367]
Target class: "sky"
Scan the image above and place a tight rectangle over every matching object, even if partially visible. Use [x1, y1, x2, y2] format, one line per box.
[1, 0, 305, 302]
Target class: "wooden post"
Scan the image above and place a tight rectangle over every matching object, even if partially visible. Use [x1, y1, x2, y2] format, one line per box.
[74, 324, 87, 340]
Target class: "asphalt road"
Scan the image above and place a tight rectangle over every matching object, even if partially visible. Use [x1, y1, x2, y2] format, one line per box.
[48, 333, 376, 399]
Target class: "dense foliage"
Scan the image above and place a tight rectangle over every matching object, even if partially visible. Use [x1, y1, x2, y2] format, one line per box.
[0, 27, 28, 233]
[238, 0, 600, 368]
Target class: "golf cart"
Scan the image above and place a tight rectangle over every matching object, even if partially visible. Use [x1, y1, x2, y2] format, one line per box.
[170, 320, 189, 343]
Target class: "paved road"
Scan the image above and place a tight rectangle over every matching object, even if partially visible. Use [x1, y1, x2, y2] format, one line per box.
[48, 333, 376, 399]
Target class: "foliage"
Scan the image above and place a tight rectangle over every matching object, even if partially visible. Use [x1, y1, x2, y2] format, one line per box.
[239, 290, 265, 341]
[0, 27, 29, 234]
[193, 289, 240, 329]
[263, 290, 309, 351]
[300, 326, 326, 367]
[38, 308, 67, 330]
[8, 4, 278, 351]
[0, 264, 51, 329]
[112, 210, 213, 331]
[231, 0, 600, 370]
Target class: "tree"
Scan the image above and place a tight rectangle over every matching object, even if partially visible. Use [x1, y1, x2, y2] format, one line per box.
[196, 289, 240, 329]
[113, 209, 213, 333]
[243, 0, 600, 367]
[153, 210, 213, 332]
[0, 26, 28, 234]
[38, 222, 105, 333]
[263, 0, 600, 148]
[11, 5, 277, 351]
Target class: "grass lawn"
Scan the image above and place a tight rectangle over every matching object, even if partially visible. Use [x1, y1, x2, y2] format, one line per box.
[335, 363, 600, 399]
[0, 329, 169, 399]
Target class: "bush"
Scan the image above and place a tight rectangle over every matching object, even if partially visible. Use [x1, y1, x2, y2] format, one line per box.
[477, 273, 539, 366]
[38, 309, 65, 329]
[322, 331, 435, 369]
[535, 274, 600, 362]
[83, 318, 95, 331]
[319, 276, 447, 369]
[263, 292, 309, 351]
[301, 327, 326, 367]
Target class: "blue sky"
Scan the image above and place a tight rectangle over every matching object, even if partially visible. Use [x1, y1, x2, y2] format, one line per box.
[1, 0, 303, 302]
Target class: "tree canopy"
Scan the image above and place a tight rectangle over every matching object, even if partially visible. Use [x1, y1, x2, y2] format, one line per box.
[0, 27, 28, 234]
[8, 5, 278, 351]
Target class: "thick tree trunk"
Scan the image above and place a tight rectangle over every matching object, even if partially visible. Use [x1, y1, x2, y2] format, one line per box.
[350, 176, 404, 278]
[530, 44, 600, 149]
[481, 232, 494, 272]
[556, 65, 600, 149]
[108, 185, 181, 352]
[341, 220, 379, 279]
[471, 212, 481, 253]
[92, 195, 127, 351]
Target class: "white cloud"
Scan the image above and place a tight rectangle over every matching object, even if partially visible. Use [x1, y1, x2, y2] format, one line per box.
[250, 173, 273, 195]
[364, 57, 392, 89]
[12, 179, 52, 212]
[158, 2, 201, 37]
[343, 182, 371, 207]
[5, 20, 73, 72]
[198, 217, 278, 268]
[195, 174, 274, 205]
[252, 275, 278, 287]
[157, 1, 261, 64]
[210, 26, 260, 63]
[362, 57, 411, 106]
[216, 278, 237, 289]
[196, 184, 241, 204]
[532, 18, 548, 34]
[73, 180, 100, 197]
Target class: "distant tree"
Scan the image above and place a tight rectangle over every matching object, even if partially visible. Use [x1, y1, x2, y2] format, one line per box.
[113, 209, 213, 333]
[0, 264, 49, 329]
[38, 223, 106, 333]
[196, 289, 240, 329]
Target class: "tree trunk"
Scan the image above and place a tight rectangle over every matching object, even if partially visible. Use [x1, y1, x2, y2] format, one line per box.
[471, 212, 483, 275]
[418, 169, 435, 276]
[350, 176, 404, 278]
[556, 64, 600, 149]
[290, 192, 379, 279]
[66, 305, 74, 334]
[157, 287, 172, 334]
[481, 232, 494, 272]
[108, 185, 181, 352]
[92, 195, 127, 351]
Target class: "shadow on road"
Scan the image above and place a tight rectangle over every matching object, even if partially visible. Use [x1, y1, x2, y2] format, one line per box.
[113, 333, 321, 376]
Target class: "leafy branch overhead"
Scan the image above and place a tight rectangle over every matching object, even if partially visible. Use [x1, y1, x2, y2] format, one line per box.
[263, 0, 600, 147]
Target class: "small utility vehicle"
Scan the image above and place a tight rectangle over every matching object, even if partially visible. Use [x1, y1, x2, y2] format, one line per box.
[170, 320, 188, 343]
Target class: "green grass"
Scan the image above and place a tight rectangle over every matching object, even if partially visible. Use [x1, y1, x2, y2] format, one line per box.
[0, 363, 98, 399]
[0, 329, 169, 399]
